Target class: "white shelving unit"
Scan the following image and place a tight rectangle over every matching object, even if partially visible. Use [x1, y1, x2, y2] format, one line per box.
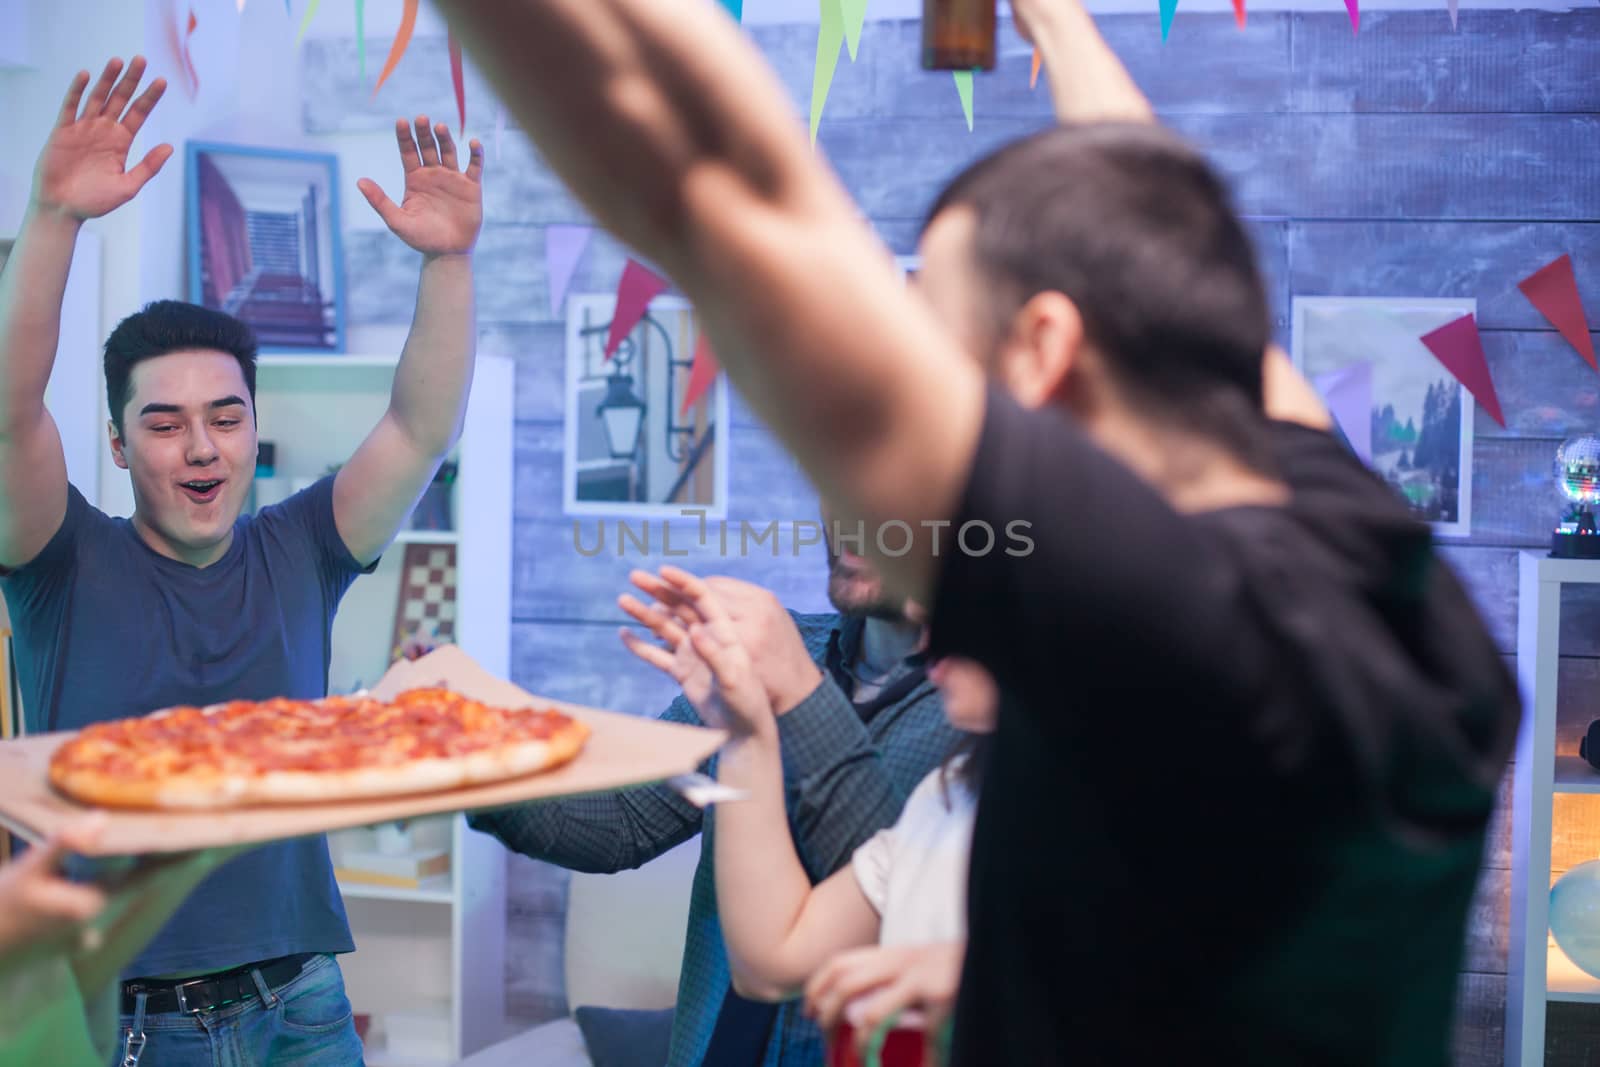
[253, 352, 514, 1066]
[1508, 552, 1600, 1064]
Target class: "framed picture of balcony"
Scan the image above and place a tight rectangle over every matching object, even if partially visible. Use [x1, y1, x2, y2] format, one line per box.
[185, 141, 346, 352]
[563, 293, 729, 519]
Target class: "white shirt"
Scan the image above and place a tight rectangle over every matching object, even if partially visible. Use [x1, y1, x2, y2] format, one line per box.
[850, 761, 976, 946]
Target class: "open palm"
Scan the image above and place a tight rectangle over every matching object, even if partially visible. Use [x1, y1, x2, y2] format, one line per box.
[33, 57, 172, 220]
[359, 117, 484, 257]
[618, 567, 775, 737]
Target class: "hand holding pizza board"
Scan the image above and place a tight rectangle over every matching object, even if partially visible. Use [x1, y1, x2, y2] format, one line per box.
[0, 646, 725, 856]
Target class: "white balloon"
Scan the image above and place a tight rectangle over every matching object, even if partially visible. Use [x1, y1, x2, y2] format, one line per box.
[1550, 859, 1600, 979]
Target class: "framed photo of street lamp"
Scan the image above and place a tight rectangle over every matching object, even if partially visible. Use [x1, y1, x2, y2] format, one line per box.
[185, 141, 346, 352]
[563, 293, 729, 518]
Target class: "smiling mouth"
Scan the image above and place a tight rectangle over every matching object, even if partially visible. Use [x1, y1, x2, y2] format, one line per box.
[179, 479, 224, 504]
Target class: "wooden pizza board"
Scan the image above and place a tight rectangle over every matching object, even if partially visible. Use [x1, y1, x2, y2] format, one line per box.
[0, 645, 725, 856]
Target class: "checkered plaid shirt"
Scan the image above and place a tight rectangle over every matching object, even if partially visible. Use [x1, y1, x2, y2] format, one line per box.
[469, 612, 959, 1067]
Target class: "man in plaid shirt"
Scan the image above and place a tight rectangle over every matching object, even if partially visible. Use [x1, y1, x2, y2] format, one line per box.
[469, 545, 959, 1066]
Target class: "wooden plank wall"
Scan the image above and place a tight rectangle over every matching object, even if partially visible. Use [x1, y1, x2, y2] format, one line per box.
[307, 10, 1600, 1057]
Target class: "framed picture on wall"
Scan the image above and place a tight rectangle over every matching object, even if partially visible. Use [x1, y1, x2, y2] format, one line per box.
[563, 293, 729, 518]
[1291, 296, 1477, 538]
[185, 142, 346, 352]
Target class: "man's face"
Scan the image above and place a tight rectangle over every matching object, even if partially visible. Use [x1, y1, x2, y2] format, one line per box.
[111, 349, 257, 560]
[821, 503, 907, 621]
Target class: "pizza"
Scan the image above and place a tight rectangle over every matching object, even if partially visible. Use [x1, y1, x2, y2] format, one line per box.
[48, 687, 591, 810]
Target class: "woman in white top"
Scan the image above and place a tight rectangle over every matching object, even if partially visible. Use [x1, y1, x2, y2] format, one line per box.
[619, 566, 996, 1033]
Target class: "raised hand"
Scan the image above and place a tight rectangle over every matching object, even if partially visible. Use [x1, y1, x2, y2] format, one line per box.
[618, 566, 777, 737]
[359, 117, 484, 258]
[31, 57, 172, 220]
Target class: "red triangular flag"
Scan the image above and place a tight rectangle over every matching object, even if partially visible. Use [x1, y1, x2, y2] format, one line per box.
[1420, 314, 1505, 428]
[604, 260, 671, 361]
[448, 32, 466, 135]
[681, 334, 720, 416]
[1518, 254, 1595, 370]
[1232, 0, 1247, 27]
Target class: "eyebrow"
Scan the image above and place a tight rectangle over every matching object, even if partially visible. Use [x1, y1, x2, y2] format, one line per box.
[138, 396, 249, 418]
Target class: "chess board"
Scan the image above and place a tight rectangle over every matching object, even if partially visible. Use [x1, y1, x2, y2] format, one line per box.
[392, 543, 458, 658]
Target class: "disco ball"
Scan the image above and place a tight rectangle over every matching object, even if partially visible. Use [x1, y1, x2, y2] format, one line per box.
[1556, 435, 1600, 506]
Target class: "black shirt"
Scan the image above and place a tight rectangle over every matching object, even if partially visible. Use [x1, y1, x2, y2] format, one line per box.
[929, 388, 1518, 1066]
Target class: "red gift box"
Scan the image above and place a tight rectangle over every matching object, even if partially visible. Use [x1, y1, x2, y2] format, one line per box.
[827, 1020, 927, 1067]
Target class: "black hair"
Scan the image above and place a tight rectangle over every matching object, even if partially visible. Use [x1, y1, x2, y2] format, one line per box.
[926, 122, 1276, 473]
[103, 300, 258, 436]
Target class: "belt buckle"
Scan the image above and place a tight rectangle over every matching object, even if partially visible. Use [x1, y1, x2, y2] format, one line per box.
[173, 977, 211, 1015]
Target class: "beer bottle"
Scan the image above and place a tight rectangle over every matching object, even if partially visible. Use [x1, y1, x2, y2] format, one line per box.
[922, 0, 996, 71]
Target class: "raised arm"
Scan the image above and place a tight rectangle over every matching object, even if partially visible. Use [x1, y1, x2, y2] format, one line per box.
[434, 0, 982, 607]
[1016, 0, 1154, 124]
[0, 58, 169, 569]
[333, 118, 484, 565]
[621, 568, 882, 999]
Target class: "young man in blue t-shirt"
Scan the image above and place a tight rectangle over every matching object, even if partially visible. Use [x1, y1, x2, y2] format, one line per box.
[0, 55, 485, 1065]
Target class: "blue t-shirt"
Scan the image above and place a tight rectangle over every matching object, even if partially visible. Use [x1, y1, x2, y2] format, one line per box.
[1, 477, 369, 976]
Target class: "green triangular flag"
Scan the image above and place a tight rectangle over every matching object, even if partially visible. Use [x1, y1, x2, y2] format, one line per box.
[295, 0, 321, 46]
[356, 0, 366, 81]
[1159, 0, 1179, 40]
[841, 0, 869, 60]
[953, 69, 974, 131]
[810, 0, 846, 144]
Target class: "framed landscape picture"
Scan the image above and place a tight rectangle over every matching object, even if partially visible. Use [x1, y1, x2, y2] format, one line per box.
[1291, 296, 1476, 538]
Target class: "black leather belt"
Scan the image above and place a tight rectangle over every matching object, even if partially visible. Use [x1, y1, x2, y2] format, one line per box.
[121, 953, 315, 1015]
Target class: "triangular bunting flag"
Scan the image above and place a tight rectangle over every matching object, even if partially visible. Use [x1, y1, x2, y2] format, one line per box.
[682, 334, 720, 416]
[1312, 362, 1373, 463]
[1518, 254, 1596, 370]
[717, 0, 744, 19]
[1344, 0, 1360, 33]
[605, 260, 671, 361]
[1232, 0, 1248, 27]
[841, 0, 869, 61]
[953, 70, 974, 132]
[168, 1, 200, 100]
[448, 31, 466, 134]
[546, 226, 593, 316]
[1159, 0, 1179, 40]
[1446, 0, 1458, 29]
[373, 0, 418, 96]
[293, 0, 321, 45]
[1030, 49, 1041, 89]
[355, 0, 366, 82]
[1420, 314, 1505, 428]
[810, 0, 846, 144]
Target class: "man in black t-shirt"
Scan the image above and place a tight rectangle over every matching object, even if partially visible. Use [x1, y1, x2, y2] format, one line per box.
[436, 1, 1519, 1063]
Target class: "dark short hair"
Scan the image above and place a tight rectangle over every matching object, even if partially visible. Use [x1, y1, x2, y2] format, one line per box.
[925, 122, 1274, 471]
[103, 301, 258, 436]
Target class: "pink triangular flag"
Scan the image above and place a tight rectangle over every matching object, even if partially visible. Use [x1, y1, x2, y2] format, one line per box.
[681, 334, 720, 416]
[545, 226, 592, 316]
[1420, 314, 1505, 428]
[1518, 254, 1595, 370]
[1232, 0, 1247, 27]
[604, 260, 671, 360]
[1344, 0, 1359, 32]
[1312, 362, 1372, 463]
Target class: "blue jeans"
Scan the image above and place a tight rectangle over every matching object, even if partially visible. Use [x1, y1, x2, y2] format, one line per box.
[112, 954, 364, 1067]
